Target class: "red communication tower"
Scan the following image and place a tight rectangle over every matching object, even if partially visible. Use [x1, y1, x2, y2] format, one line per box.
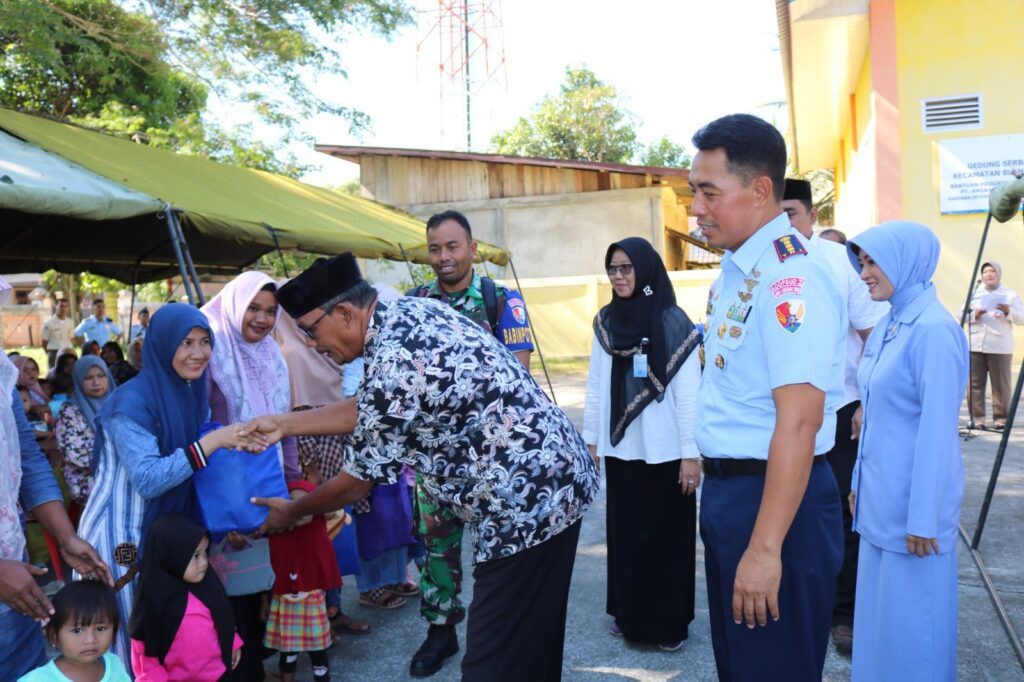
[416, 1, 507, 151]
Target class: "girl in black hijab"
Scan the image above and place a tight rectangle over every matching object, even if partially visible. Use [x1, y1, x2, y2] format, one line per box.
[128, 514, 241, 679]
[582, 237, 702, 649]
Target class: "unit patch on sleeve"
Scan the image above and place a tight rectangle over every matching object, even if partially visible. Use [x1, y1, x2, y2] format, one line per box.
[773, 235, 808, 262]
[768, 277, 805, 298]
[775, 299, 805, 333]
[507, 297, 528, 324]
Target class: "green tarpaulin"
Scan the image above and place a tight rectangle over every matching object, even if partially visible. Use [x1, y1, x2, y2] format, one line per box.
[0, 108, 508, 282]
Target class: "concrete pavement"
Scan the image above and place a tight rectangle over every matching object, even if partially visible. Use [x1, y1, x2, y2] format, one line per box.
[318, 370, 1024, 681]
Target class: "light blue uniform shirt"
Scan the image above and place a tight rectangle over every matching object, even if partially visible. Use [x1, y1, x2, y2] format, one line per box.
[75, 316, 122, 345]
[696, 213, 847, 459]
[853, 287, 967, 553]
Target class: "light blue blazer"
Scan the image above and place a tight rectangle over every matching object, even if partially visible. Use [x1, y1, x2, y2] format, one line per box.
[853, 287, 968, 554]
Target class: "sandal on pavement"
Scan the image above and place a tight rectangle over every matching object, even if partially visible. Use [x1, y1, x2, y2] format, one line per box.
[359, 588, 407, 610]
[385, 581, 422, 598]
[330, 611, 372, 634]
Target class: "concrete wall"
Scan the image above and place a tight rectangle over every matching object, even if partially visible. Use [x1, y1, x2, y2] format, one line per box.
[491, 269, 718, 359]
[364, 186, 676, 284]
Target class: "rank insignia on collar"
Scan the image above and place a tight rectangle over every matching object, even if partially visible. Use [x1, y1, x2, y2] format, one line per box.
[714, 354, 725, 370]
[726, 303, 752, 323]
[752, 267, 762, 278]
[774, 234, 807, 262]
[884, 320, 900, 341]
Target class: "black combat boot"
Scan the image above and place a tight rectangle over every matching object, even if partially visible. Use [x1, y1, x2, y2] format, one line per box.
[409, 624, 459, 677]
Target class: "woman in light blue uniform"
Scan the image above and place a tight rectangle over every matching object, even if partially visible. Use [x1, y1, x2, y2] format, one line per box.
[76, 304, 250, 665]
[847, 221, 967, 681]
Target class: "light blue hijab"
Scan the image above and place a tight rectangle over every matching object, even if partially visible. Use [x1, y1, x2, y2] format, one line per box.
[68, 355, 115, 431]
[847, 220, 941, 317]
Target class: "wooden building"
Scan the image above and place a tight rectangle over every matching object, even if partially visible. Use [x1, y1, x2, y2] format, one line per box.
[315, 146, 719, 277]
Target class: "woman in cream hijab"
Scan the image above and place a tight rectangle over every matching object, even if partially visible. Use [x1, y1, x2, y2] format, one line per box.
[969, 260, 1024, 429]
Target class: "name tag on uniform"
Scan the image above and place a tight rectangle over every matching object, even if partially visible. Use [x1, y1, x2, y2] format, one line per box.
[633, 353, 648, 378]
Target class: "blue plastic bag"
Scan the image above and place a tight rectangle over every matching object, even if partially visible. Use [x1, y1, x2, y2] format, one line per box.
[192, 421, 288, 534]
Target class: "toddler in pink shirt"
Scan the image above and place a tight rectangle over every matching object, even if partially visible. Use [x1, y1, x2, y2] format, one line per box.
[129, 515, 243, 681]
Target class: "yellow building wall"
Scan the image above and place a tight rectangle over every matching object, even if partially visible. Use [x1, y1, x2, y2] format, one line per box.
[502, 270, 719, 358]
[835, 52, 878, 233]
[895, 0, 1024, 353]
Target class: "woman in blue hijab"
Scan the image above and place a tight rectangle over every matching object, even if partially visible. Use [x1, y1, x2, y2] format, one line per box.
[76, 304, 256, 665]
[54, 355, 116, 511]
[846, 221, 967, 681]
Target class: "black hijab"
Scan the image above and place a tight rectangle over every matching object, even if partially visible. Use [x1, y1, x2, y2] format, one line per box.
[594, 237, 699, 445]
[128, 514, 235, 668]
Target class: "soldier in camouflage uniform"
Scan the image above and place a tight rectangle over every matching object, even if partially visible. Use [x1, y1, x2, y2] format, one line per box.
[406, 210, 534, 678]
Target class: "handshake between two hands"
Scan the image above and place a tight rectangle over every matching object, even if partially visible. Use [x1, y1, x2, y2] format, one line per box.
[211, 416, 286, 453]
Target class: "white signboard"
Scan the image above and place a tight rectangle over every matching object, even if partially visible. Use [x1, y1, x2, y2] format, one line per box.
[938, 134, 1024, 214]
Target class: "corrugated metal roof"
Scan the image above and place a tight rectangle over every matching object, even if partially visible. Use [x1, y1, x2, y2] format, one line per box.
[315, 144, 691, 178]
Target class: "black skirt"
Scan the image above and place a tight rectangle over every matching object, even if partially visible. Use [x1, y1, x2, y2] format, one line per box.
[605, 456, 696, 643]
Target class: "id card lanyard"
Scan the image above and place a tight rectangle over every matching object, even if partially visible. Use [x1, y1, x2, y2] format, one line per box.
[633, 337, 650, 378]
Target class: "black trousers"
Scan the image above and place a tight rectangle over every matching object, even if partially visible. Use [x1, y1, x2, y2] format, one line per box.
[462, 520, 582, 682]
[827, 400, 860, 628]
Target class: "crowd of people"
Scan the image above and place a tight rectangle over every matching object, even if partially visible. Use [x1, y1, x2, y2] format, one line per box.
[0, 111, 1010, 682]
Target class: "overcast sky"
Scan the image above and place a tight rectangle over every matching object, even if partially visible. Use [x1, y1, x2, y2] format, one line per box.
[210, 0, 786, 186]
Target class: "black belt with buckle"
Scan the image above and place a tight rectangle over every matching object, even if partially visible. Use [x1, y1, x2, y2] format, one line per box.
[701, 455, 827, 478]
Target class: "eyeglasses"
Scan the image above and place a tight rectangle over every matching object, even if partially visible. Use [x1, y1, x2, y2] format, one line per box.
[606, 263, 634, 277]
[299, 309, 333, 341]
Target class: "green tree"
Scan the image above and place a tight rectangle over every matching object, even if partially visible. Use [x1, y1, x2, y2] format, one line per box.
[0, 0, 410, 137]
[794, 168, 835, 226]
[0, 0, 206, 125]
[640, 136, 691, 169]
[492, 66, 638, 163]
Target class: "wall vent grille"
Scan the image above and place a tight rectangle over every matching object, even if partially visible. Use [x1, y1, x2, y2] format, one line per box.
[922, 94, 982, 133]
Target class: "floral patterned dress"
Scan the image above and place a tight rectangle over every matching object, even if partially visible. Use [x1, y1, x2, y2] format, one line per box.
[55, 402, 94, 506]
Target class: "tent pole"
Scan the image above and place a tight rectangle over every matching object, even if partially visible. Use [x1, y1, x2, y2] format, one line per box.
[508, 258, 557, 406]
[960, 212, 993, 327]
[958, 525, 1024, 668]
[171, 211, 205, 306]
[398, 246, 420, 287]
[164, 205, 196, 305]
[264, 225, 291, 278]
[971, 363, 1024, 550]
[127, 266, 138, 347]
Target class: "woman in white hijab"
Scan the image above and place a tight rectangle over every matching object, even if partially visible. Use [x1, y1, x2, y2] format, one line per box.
[201, 270, 296, 681]
[969, 261, 1024, 429]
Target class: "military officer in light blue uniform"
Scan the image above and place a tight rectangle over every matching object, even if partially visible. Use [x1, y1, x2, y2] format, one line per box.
[689, 114, 846, 682]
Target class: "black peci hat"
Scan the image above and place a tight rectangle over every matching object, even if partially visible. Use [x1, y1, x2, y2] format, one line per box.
[783, 178, 813, 203]
[277, 253, 364, 318]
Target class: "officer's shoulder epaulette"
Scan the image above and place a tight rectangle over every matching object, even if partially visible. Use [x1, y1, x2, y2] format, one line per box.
[773, 234, 808, 262]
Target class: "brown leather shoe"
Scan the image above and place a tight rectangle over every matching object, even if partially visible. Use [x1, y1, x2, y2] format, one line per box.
[831, 624, 853, 655]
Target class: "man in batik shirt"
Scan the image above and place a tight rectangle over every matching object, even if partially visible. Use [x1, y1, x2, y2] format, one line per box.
[250, 253, 598, 682]
[405, 210, 535, 677]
